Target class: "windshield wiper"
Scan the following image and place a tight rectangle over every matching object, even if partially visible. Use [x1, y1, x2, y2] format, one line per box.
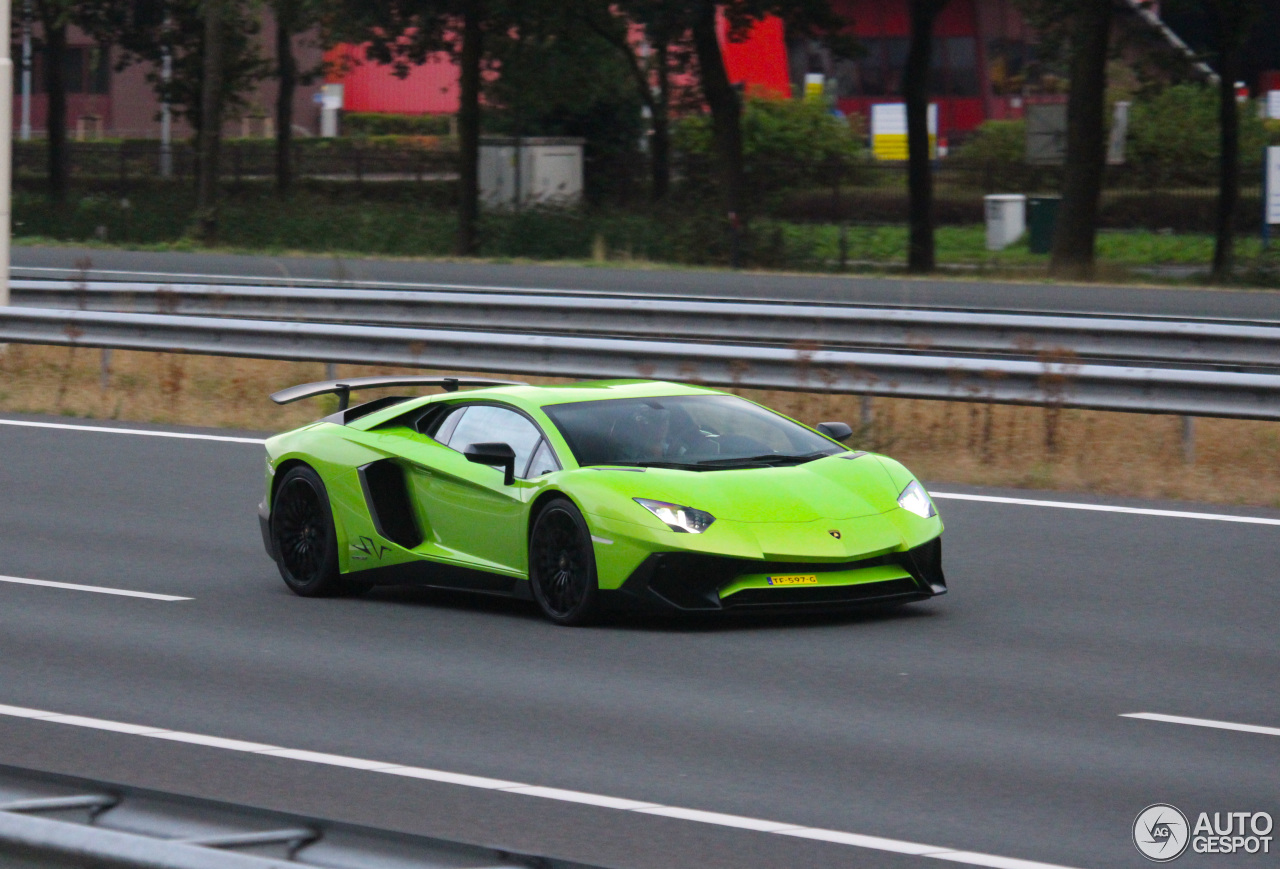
[696, 451, 830, 467]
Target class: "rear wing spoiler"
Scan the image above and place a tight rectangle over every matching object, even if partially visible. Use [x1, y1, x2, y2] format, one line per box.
[271, 376, 526, 411]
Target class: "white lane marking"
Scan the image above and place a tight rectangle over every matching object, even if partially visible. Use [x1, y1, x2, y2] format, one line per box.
[0, 703, 1080, 869]
[931, 492, 1280, 527]
[0, 418, 265, 444]
[0, 575, 191, 601]
[3, 417, 1273, 529]
[1121, 712, 1280, 737]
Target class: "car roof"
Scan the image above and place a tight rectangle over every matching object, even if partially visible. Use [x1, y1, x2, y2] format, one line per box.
[345, 380, 727, 431]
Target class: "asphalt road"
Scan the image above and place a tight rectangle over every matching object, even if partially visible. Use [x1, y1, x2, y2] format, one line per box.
[1, 412, 1278, 869]
[13, 244, 1280, 320]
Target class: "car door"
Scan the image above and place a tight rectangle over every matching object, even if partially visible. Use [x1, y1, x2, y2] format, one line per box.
[415, 403, 555, 576]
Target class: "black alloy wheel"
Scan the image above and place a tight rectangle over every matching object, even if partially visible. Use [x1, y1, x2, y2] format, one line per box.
[270, 465, 363, 597]
[529, 498, 600, 626]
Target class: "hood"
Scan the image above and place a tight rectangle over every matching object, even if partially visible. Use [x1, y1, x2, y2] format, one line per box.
[624, 454, 901, 522]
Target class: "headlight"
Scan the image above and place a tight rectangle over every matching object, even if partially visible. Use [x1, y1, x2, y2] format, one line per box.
[897, 480, 936, 518]
[634, 498, 716, 533]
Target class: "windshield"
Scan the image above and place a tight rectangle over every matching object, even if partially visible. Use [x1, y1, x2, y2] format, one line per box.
[542, 394, 846, 469]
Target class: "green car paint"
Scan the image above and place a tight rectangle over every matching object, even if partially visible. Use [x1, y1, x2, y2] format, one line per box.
[261, 379, 945, 611]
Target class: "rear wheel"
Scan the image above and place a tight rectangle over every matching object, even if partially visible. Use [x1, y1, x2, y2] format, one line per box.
[271, 465, 365, 597]
[529, 498, 600, 626]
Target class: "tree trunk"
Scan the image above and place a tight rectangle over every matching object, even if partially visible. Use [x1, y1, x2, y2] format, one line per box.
[455, 1, 483, 256]
[691, 1, 745, 222]
[650, 41, 671, 201]
[274, 0, 296, 197]
[1211, 8, 1246, 283]
[1050, 0, 1112, 280]
[195, 0, 225, 242]
[905, 0, 946, 273]
[42, 13, 68, 204]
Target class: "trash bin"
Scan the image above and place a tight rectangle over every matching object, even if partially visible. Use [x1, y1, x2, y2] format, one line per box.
[984, 194, 1026, 251]
[1027, 195, 1061, 254]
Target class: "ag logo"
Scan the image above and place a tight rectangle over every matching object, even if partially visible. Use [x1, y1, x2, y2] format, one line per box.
[1134, 804, 1190, 862]
[827, 529, 841, 539]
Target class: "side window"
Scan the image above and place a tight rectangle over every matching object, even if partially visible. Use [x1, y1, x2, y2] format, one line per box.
[425, 405, 467, 443]
[526, 439, 561, 478]
[446, 405, 544, 479]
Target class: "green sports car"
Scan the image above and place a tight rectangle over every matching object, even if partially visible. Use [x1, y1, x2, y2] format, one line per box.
[258, 376, 945, 625]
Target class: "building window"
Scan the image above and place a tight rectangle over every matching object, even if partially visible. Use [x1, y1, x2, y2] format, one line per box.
[834, 37, 907, 97]
[985, 39, 1065, 96]
[934, 37, 978, 97]
[16, 45, 110, 95]
[834, 36, 976, 99]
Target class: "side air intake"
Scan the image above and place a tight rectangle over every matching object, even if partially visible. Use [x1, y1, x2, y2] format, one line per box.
[357, 460, 423, 550]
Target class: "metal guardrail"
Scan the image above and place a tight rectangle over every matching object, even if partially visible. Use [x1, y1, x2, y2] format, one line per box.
[12, 279, 1280, 372]
[0, 764, 598, 869]
[3, 306, 1280, 420]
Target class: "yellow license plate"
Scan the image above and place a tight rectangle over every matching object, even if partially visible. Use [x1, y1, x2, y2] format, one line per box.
[766, 574, 819, 586]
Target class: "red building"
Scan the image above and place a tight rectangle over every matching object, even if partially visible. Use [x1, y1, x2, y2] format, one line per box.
[781, 0, 1044, 138]
[14, 1, 1080, 141]
[329, 0, 1044, 140]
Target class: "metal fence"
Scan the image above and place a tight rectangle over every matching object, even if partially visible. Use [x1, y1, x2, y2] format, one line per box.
[0, 763, 598, 869]
[14, 141, 1263, 233]
[13, 279, 1280, 372]
[5, 280, 1280, 421]
[13, 141, 459, 187]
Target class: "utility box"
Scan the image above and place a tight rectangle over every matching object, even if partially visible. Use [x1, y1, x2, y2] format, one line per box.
[984, 194, 1026, 251]
[1027, 195, 1061, 254]
[479, 137, 584, 209]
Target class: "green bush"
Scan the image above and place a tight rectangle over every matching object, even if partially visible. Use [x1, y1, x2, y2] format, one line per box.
[673, 96, 867, 204]
[953, 120, 1025, 164]
[344, 112, 454, 137]
[1126, 84, 1273, 186]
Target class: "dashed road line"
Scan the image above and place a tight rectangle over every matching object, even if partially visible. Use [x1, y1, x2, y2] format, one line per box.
[1121, 712, 1280, 737]
[0, 575, 191, 601]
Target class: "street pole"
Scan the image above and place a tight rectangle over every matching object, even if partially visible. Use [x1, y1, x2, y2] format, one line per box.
[160, 17, 173, 178]
[0, 0, 12, 311]
[19, 0, 30, 141]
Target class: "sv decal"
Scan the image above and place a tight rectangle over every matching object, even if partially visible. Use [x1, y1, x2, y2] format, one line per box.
[350, 536, 391, 561]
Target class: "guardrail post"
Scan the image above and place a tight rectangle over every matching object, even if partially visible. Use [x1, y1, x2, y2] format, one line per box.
[860, 394, 873, 427]
[100, 348, 112, 390]
[1181, 415, 1195, 463]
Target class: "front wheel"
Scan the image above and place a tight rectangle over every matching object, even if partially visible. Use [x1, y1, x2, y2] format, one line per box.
[529, 498, 600, 626]
[270, 465, 364, 597]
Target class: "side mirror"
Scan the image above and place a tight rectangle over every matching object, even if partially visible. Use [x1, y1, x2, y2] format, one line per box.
[816, 421, 853, 443]
[465, 442, 517, 485]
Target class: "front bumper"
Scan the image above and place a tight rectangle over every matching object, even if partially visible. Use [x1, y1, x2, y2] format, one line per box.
[606, 536, 946, 613]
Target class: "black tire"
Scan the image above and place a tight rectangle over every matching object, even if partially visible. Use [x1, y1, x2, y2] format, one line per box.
[270, 465, 365, 597]
[529, 498, 600, 626]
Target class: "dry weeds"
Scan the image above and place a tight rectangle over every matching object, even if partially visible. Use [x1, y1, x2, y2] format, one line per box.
[2, 343, 1277, 508]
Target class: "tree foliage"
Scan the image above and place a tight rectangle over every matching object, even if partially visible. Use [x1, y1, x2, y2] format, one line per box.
[483, 8, 645, 166]
[1127, 84, 1274, 183]
[329, 0, 533, 254]
[78, 0, 268, 136]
